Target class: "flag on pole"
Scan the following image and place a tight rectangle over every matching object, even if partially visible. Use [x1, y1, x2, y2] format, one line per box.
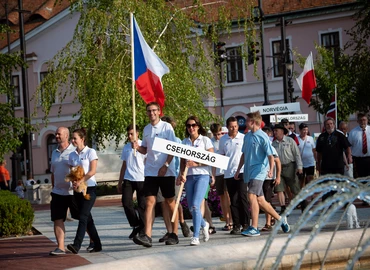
[326, 96, 336, 120]
[132, 16, 169, 111]
[296, 52, 317, 104]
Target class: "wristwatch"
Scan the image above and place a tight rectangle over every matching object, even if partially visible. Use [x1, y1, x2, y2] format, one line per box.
[164, 162, 169, 168]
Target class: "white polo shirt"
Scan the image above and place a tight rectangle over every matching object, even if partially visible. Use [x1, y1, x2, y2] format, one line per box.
[68, 146, 98, 187]
[211, 137, 224, 176]
[218, 132, 245, 179]
[182, 135, 213, 176]
[142, 120, 176, 177]
[50, 144, 75, 196]
[121, 140, 145, 182]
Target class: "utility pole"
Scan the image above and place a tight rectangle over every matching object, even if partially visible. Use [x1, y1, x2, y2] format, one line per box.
[280, 16, 288, 104]
[17, 0, 33, 178]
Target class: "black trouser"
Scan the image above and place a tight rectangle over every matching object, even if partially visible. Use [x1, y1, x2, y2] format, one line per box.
[321, 168, 344, 201]
[73, 186, 101, 250]
[0, 181, 10, 190]
[353, 156, 370, 178]
[121, 180, 145, 229]
[225, 175, 250, 227]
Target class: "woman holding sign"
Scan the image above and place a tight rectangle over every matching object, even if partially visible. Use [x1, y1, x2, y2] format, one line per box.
[177, 116, 215, 246]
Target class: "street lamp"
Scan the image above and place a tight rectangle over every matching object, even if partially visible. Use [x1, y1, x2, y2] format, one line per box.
[286, 48, 294, 103]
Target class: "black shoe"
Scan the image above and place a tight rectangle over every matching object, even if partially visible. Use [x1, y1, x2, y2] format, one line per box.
[89, 245, 102, 253]
[300, 200, 307, 213]
[67, 244, 79, 254]
[159, 232, 170, 243]
[230, 226, 241, 235]
[129, 226, 141, 239]
[86, 242, 95, 252]
[190, 225, 194, 232]
[133, 234, 152, 248]
[279, 206, 286, 215]
[165, 233, 179, 245]
[180, 221, 190, 237]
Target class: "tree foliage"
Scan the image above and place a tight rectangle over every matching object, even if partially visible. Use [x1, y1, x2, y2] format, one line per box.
[296, 1, 370, 121]
[0, 27, 30, 160]
[37, 0, 256, 145]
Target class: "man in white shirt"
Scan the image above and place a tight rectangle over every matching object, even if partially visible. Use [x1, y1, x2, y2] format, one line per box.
[348, 113, 370, 178]
[118, 124, 146, 240]
[218, 116, 249, 234]
[132, 102, 177, 247]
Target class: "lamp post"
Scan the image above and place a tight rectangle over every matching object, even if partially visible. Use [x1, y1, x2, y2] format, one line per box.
[286, 48, 294, 103]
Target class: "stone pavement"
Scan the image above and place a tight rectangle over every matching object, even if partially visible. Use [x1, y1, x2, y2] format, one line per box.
[1, 196, 369, 270]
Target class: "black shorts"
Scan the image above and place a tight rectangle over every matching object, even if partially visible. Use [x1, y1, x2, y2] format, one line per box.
[303, 166, 315, 177]
[263, 180, 274, 203]
[215, 175, 227, 196]
[143, 176, 175, 198]
[50, 192, 79, 221]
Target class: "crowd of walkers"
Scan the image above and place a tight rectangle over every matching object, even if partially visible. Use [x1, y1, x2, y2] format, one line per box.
[44, 102, 369, 254]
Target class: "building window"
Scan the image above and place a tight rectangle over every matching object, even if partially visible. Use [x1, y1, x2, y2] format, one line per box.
[226, 46, 243, 83]
[272, 39, 289, 78]
[12, 75, 21, 107]
[321, 32, 340, 64]
[46, 134, 58, 173]
[40, 72, 55, 104]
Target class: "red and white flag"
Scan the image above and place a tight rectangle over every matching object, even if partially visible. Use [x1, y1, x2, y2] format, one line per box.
[296, 52, 317, 104]
[132, 16, 169, 112]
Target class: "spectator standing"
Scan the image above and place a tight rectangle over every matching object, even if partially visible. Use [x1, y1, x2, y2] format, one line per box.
[67, 128, 102, 254]
[272, 123, 305, 214]
[348, 113, 370, 178]
[0, 160, 10, 190]
[297, 123, 317, 188]
[218, 117, 249, 235]
[316, 117, 352, 201]
[118, 124, 146, 240]
[177, 116, 213, 246]
[132, 102, 178, 248]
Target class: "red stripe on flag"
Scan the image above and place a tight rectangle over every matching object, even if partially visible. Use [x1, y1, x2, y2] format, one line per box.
[301, 70, 316, 104]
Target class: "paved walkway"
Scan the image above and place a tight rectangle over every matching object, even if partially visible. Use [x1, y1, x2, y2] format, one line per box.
[1, 196, 369, 270]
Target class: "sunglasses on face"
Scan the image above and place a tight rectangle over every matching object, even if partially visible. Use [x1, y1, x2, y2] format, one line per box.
[186, 123, 198, 128]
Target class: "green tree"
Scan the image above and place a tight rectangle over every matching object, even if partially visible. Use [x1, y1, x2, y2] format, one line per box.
[37, 0, 256, 144]
[0, 26, 30, 160]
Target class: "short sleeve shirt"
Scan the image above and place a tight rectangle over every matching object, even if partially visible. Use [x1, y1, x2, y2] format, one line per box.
[0, 166, 10, 182]
[142, 120, 176, 177]
[182, 135, 213, 176]
[68, 146, 98, 187]
[50, 144, 75, 195]
[242, 129, 274, 182]
[298, 136, 316, 168]
[218, 132, 244, 178]
[121, 140, 145, 182]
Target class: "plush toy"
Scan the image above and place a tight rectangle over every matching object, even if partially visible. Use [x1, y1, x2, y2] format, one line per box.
[65, 166, 90, 200]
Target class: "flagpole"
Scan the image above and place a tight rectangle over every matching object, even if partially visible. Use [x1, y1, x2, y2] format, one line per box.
[131, 13, 137, 154]
[334, 84, 338, 126]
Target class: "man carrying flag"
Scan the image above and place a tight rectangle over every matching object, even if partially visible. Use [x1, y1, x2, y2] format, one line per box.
[296, 52, 317, 104]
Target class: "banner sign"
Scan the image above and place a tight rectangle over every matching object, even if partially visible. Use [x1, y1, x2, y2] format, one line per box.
[152, 137, 229, 170]
[270, 114, 309, 123]
[250, 102, 301, 115]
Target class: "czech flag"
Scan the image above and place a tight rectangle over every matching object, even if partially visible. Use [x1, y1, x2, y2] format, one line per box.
[133, 16, 169, 112]
[296, 52, 317, 104]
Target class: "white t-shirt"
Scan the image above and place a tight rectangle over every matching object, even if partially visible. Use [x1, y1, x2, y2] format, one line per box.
[218, 132, 244, 179]
[298, 136, 316, 168]
[121, 140, 145, 182]
[68, 146, 98, 187]
[142, 120, 176, 177]
[50, 144, 75, 195]
[182, 135, 213, 176]
[211, 137, 224, 176]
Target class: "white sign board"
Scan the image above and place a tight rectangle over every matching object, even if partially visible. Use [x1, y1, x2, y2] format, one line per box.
[250, 102, 301, 115]
[270, 114, 309, 123]
[152, 137, 230, 170]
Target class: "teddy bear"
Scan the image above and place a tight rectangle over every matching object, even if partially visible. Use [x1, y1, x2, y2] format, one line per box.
[65, 165, 90, 200]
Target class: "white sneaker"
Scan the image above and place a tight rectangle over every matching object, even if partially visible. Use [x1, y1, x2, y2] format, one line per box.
[203, 221, 210, 242]
[190, 237, 200, 246]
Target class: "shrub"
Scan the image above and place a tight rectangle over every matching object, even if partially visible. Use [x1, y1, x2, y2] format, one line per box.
[0, 190, 34, 237]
